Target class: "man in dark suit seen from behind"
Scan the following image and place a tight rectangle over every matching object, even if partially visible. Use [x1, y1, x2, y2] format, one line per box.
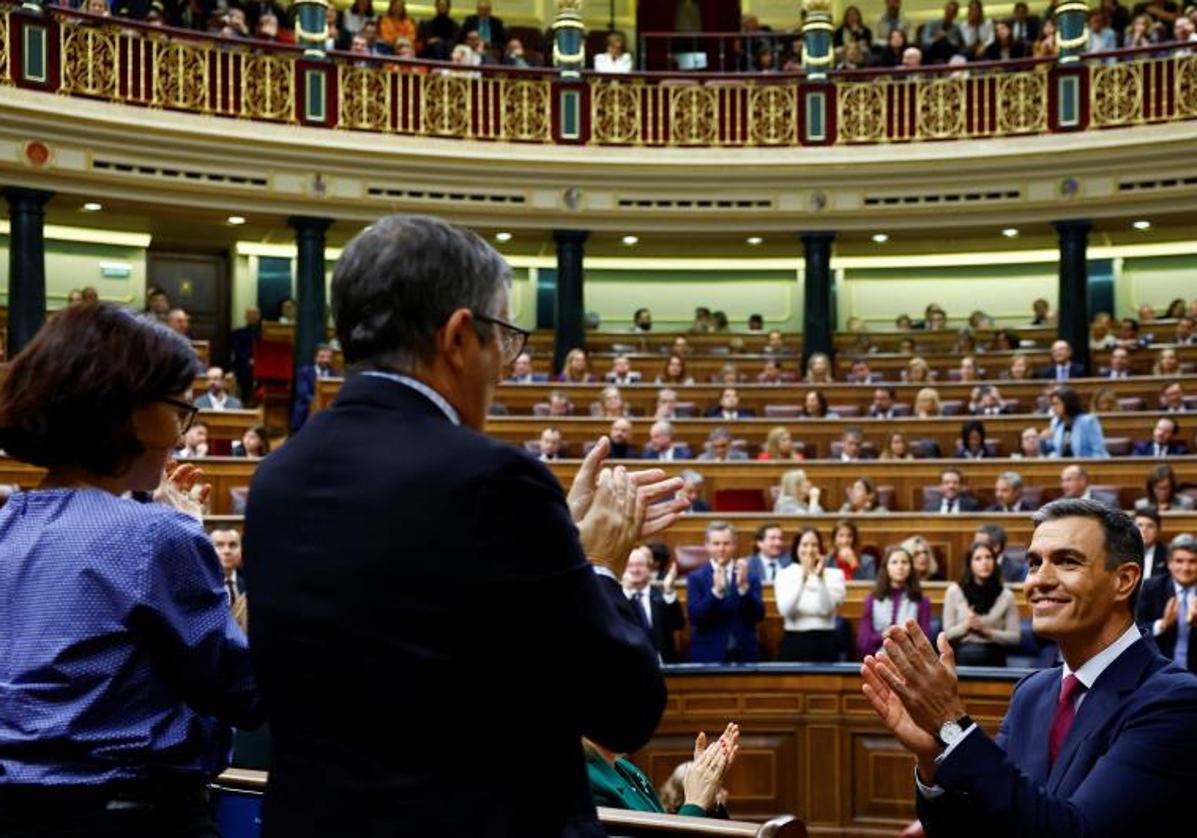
[289, 343, 336, 432]
[923, 467, 981, 513]
[862, 499, 1197, 835]
[245, 215, 687, 838]
[229, 306, 261, 404]
[1137, 533, 1197, 672]
[622, 545, 685, 663]
[460, 0, 505, 54]
[1133, 507, 1171, 580]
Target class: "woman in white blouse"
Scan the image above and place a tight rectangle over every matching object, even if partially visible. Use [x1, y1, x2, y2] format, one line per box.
[594, 32, 634, 73]
[775, 527, 847, 662]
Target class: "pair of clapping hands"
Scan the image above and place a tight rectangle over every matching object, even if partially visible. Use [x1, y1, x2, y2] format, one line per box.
[567, 436, 689, 575]
[154, 460, 211, 521]
[684, 723, 740, 813]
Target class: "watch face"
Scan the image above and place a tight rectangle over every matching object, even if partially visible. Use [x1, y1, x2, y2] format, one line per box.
[939, 721, 963, 744]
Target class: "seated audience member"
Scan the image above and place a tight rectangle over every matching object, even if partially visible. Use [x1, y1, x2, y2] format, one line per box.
[757, 358, 786, 385]
[774, 469, 824, 515]
[1038, 339, 1085, 380]
[1012, 426, 1041, 459]
[747, 313, 765, 331]
[166, 307, 191, 337]
[705, 388, 753, 420]
[547, 389, 573, 417]
[974, 522, 1027, 583]
[1176, 316, 1196, 345]
[608, 418, 638, 459]
[919, 1, 964, 62]
[956, 419, 991, 459]
[879, 27, 910, 66]
[643, 420, 693, 461]
[959, 0, 994, 55]
[594, 31, 633, 72]
[598, 385, 628, 418]
[880, 431, 915, 460]
[654, 388, 680, 420]
[1153, 347, 1182, 377]
[290, 344, 337, 432]
[585, 726, 738, 818]
[1090, 319, 1118, 351]
[501, 37, 529, 66]
[870, 386, 899, 419]
[804, 352, 834, 384]
[1134, 507, 1171, 581]
[1161, 380, 1190, 412]
[1003, 352, 1033, 381]
[417, 0, 459, 59]
[714, 363, 741, 385]
[903, 536, 943, 582]
[1059, 463, 1116, 507]
[1104, 346, 1133, 378]
[606, 355, 640, 385]
[1133, 416, 1190, 457]
[776, 527, 848, 662]
[987, 470, 1034, 512]
[233, 424, 271, 459]
[956, 355, 981, 383]
[841, 477, 885, 514]
[858, 545, 931, 659]
[758, 426, 803, 461]
[687, 523, 765, 663]
[622, 546, 684, 663]
[846, 359, 876, 384]
[1090, 386, 1120, 414]
[762, 330, 792, 355]
[747, 522, 792, 584]
[990, 329, 1019, 352]
[558, 347, 595, 383]
[925, 467, 980, 513]
[984, 18, 1028, 57]
[970, 384, 1008, 416]
[828, 519, 877, 580]
[656, 354, 694, 385]
[679, 469, 711, 512]
[802, 389, 839, 419]
[1136, 463, 1196, 512]
[838, 427, 869, 462]
[689, 307, 714, 333]
[194, 366, 243, 410]
[1136, 533, 1197, 673]
[913, 387, 942, 418]
[905, 356, 933, 384]
[698, 427, 747, 461]
[176, 420, 209, 459]
[211, 526, 249, 632]
[538, 426, 563, 461]
[1041, 386, 1110, 458]
[507, 352, 537, 383]
[836, 4, 874, 47]
[942, 540, 1021, 666]
[671, 335, 691, 357]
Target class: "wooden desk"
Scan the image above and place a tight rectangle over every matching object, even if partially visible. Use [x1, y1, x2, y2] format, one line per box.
[198, 409, 265, 447]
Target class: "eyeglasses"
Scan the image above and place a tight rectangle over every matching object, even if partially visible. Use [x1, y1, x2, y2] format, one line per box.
[159, 397, 200, 434]
[473, 312, 530, 365]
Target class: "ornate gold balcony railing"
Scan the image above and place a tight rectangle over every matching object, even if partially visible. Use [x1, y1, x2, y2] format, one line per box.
[2, 6, 1196, 148]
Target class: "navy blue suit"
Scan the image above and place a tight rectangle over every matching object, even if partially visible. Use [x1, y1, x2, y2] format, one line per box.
[1131, 440, 1190, 457]
[918, 634, 1197, 836]
[641, 444, 694, 461]
[1136, 575, 1197, 671]
[1037, 361, 1087, 380]
[289, 365, 335, 432]
[686, 562, 764, 663]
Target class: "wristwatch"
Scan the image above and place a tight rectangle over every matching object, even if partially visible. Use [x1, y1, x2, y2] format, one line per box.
[936, 714, 974, 748]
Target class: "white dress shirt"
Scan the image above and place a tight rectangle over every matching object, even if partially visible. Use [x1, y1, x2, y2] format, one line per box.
[940, 497, 961, 514]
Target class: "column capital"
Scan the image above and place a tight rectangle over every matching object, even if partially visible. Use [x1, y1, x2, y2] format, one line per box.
[1053, 219, 1093, 236]
[799, 230, 837, 245]
[3, 187, 53, 208]
[553, 229, 590, 246]
[287, 215, 335, 234]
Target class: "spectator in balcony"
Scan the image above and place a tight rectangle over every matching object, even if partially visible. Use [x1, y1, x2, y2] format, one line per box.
[254, 13, 287, 44]
[1088, 8, 1119, 52]
[902, 44, 926, 70]
[770, 470, 825, 519]
[1153, 347, 1182, 376]
[905, 356, 932, 383]
[880, 431, 916, 460]
[835, 5, 874, 48]
[325, 6, 351, 51]
[379, 0, 417, 51]
[1136, 463, 1196, 511]
[1033, 16, 1058, 57]
[914, 387, 943, 418]
[461, 30, 491, 63]
[547, 389, 573, 417]
[448, 42, 482, 69]
[926, 467, 981, 513]
[595, 32, 634, 73]
[419, 0, 459, 60]
[776, 527, 847, 662]
[502, 38, 530, 67]
[878, 27, 911, 66]
[1175, 316, 1196, 344]
[699, 427, 747, 462]
[802, 389, 839, 419]
[169, 0, 210, 30]
[222, 7, 251, 39]
[1162, 380, 1189, 412]
[195, 366, 243, 411]
[870, 386, 898, 419]
[1103, 0, 1133, 39]
[959, 0, 995, 55]
[644, 420, 692, 461]
[957, 419, 992, 459]
[343, 0, 374, 35]
[942, 540, 1021, 666]
[920, 1, 964, 63]
[874, 0, 911, 48]
[1124, 11, 1158, 45]
[903, 536, 942, 582]
[608, 417, 638, 459]
[828, 519, 877, 580]
[988, 470, 1035, 512]
[1134, 417, 1191, 458]
[858, 545, 931, 659]
[759, 427, 803, 462]
[233, 424, 271, 459]
[1039, 339, 1085, 380]
[1090, 386, 1119, 414]
[654, 388, 680, 421]
[754, 44, 779, 72]
[656, 354, 694, 386]
[1007, 2, 1040, 44]
[836, 39, 869, 69]
[605, 355, 639, 385]
[705, 388, 752, 420]
[841, 477, 886, 515]
[688, 523, 764, 664]
[804, 353, 834, 384]
[558, 347, 595, 383]
[599, 385, 628, 419]
[1042, 386, 1110, 458]
[1173, 14, 1197, 51]
[349, 33, 376, 64]
[537, 426, 563, 461]
[984, 19, 1029, 58]
[461, 0, 505, 54]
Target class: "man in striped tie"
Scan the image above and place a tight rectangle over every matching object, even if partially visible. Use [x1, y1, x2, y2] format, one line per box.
[859, 499, 1197, 836]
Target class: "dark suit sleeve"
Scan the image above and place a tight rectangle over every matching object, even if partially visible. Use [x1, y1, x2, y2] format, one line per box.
[741, 577, 765, 624]
[467, 450, 665, 755]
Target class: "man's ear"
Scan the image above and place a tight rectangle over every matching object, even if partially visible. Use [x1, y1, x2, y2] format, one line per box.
[438, 308, 476, 373]
[1113, 561, 1142, 606]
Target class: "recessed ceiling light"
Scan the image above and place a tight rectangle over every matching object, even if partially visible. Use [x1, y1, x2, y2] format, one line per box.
[621, 235, 639, 246]
[494, 232, 512, 242]
[1132, 220, 1151, 230]
[746, 236, 764, 245]
[871, 233, 889, 244]
[82, 202, 103, 212]
[227, 215, 246, 225]
[1002, 227, 1019, 238]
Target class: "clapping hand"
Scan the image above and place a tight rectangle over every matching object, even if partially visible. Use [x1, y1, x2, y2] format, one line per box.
[734, 558, 750, 590]
[154, 460, 211, 521]
[712, 564, 728, 597]
[568, 437, 689, 535]
[1162, 596, 1180, 630]
[684, 723, 740, 812]
[1187, 596, 1197, 628]
[663, 562, 679, 596]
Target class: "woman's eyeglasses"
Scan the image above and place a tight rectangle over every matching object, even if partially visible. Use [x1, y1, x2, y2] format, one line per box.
[159, 397, 200, 434]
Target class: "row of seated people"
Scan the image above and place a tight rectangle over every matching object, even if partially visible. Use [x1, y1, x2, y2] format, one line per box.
[619, 519, 1197, 671]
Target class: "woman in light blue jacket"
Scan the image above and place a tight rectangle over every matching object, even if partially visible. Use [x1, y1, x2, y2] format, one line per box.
[1042, 386, 1110, 458]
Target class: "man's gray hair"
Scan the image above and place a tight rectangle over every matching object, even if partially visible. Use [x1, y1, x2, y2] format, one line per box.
[679, 468, 703, 488]
[332, 215, 512, 370]
[652, 420, 675, 436]
[998, 470, 1023, 490]
[1170, 533, 1197, 553]
[705, 520, 735, 539]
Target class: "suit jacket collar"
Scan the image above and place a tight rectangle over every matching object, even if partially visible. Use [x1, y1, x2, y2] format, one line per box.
[333, 371, 456, 423]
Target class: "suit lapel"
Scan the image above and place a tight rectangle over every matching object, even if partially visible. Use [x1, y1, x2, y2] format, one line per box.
[1015, 671, 1060, 786]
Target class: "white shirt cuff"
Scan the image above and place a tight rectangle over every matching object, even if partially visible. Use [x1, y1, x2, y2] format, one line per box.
[712, 587, 726, 599]
[662, 591, 678, 604]
[914, 723, 978, 799]
[736, 584, 750, 597]
[1153, 619, 1166, 637]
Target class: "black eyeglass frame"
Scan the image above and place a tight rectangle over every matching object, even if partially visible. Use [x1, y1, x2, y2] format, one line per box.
[472, 312, 531, 364]
[159, 397, 200, 434]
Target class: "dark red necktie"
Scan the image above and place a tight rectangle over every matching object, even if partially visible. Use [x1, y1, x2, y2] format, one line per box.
[1048, 674, 1086, 766]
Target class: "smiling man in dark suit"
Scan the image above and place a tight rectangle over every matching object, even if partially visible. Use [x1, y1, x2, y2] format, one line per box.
[622, 545, 686, 663]
[245, 215, 688, 838]
[1136, 533, 1197, 672]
